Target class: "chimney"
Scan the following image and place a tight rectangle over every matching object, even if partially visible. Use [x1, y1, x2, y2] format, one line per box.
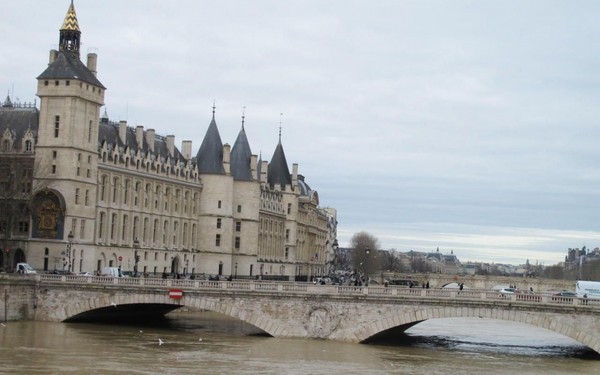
[118, 121, 127, 144]
[87, 53, 98, 76]
[49, 49, 58, 65]
[261, 160, 268, 183]
[166, 135, 175, 157]
[223, 143, 231, 174]
[292, 163, 298, 187]
[250, 154, 258, 180]
[135, 126, 144, 149]
[181, 140, 192, 160]
[146, 129, 155, 152]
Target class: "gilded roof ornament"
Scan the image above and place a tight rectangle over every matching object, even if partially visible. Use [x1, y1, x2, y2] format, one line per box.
[61, 1, 80, 32]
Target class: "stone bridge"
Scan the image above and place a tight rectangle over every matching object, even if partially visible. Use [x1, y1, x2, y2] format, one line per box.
[1, 274, 599, 354]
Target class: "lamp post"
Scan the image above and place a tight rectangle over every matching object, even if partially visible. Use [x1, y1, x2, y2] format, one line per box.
[235, 262, 238, 278]
[133, 237, 140, 277]
[66, 231, 74, 273]
[364, 246, 370, 286]
[185, 259, 189, 276]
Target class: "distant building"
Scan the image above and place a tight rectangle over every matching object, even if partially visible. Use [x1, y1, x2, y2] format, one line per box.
[0, 2, 333, 279]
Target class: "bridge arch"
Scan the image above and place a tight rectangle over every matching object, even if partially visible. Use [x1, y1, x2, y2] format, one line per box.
[353, 306, 600, 354]
[61, 293, 289, 338]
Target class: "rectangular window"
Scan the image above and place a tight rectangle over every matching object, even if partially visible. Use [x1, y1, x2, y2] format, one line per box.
[286, 229, 290, 241]
[215, 234, 221, 247]
[287, 203, 291, 214]
[80, 220, 86, 239]
[22, 182, 31, 193]
[75, 188, 80, 204]
[85, 190, 89, 205]
[122, 215, 128, 241]
[236, 221, 241, 232]
[237, 205, 241, 213]
[216, 218, 221, 229]
[110, 213, 117, 240]
[99, 212, 105, 238]
[51, 165, 56, 174]
[54, 115, 60, 137]
[18, 221, 29, 233]
[71, 219, 77, 236]
[218, 200, 222, 209]
[235, 237, 240, 249]
[52, 151, 57, 159]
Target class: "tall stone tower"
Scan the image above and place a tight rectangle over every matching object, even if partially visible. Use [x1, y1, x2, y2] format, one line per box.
[34, 1, 105, 243]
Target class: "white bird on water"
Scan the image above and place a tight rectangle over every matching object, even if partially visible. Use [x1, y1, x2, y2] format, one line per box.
[158, 338, 164, 346]
[111, 302, 117, 308]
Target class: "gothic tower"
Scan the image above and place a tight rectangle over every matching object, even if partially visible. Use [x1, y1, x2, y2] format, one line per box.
[34, 1, 105, 244]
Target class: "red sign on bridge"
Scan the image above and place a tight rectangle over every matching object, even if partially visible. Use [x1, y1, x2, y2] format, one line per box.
[169, 289, 183, 299]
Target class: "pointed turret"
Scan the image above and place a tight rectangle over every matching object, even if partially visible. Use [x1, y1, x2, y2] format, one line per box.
[267, 131, 292, 189]
[196, 106, 225, 174]
[230, 112, 253, 181]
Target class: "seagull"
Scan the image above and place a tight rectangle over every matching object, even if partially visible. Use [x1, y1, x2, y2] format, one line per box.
[198, 338, 203, 342]
[158, 338, 164, 346]
[0, 323, 5, 327]
[139, 330, 143, 333]
[111, 302, 117, 308]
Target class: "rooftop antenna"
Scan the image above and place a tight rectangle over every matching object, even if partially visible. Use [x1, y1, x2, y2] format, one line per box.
[278, 112, 283, 142]
[241, 106, 246, 129]
[212, 100, 216, 117]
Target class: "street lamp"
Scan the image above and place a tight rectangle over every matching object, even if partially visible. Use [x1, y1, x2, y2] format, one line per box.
[364, 246, 371, 286]
[235, 262, 238, 278]
[133, 237, 140, 277]
[66, 231, 74, 273]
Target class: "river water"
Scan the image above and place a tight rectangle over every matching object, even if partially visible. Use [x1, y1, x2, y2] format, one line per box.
[0, 313, 598, 375]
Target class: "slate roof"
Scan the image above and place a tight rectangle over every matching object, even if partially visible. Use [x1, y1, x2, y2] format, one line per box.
[267, 139, 292, 189]
[37, 51, 105, 89]
[0, 101, 39, 150]
[230, 125, 253, 181]
[98, 119, 184, 167]
[196, 114, 225, 174]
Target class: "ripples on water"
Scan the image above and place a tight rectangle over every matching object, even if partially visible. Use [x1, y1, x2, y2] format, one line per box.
[0, 314, 598, 375]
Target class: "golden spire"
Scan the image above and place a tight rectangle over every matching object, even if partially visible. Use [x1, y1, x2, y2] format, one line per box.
[61, 1, 80, 31]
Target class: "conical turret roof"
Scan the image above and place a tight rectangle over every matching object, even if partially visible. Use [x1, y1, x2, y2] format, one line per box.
[231, 123, 253, 181]
[196, 112, 225, 174]
[267, 137, 292, 189]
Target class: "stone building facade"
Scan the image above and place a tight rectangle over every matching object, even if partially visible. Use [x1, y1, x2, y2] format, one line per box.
[0, 1, 336, 280]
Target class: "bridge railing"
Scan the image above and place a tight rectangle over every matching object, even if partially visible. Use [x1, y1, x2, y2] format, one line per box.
[28, 274, 600, 309]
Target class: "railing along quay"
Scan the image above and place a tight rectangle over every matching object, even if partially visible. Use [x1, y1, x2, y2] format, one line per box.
[29, 274, 600, 309]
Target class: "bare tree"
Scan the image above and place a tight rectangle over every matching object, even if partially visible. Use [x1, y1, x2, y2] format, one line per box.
[0, 153, 49, 271]
[350, 231, 380, 276]
[381, 249, 404, 272]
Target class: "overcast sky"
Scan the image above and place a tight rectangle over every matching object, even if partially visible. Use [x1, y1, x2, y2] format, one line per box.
[2, 0, 600, 265]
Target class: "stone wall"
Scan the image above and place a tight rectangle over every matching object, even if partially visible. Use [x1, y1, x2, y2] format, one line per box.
[0, 277, 36, 321]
